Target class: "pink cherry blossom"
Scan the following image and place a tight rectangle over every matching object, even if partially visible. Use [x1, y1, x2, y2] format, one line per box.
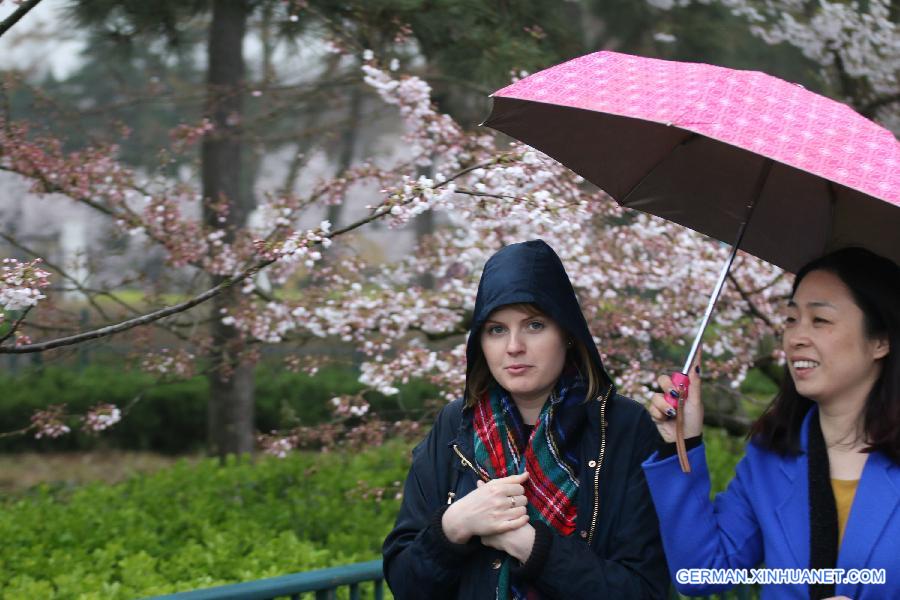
[1, 50, 799, 451]
[82, 404, 122, 434]
[31, 405, 70, 439]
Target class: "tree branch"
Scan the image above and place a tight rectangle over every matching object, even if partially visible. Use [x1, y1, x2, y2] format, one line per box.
[415, 325, 468, 342]
[0, 166, 119, 219]
[0, 232, 195, 342]
[0, 0, 43, 39]
[423, 74, 493, 97]
[0, 231, 114, 322]
[0, 305, 32, 344]
[726, 271, 777, 330]
[0, 154, 492, 354]
[454, 188, 519, 200]
[861, 93, 900, 119]
[703, 410, 753, 437]
[0, 260, 273, 354]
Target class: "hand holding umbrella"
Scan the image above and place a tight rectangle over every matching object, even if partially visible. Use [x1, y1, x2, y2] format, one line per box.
[648, 359, 703, 469]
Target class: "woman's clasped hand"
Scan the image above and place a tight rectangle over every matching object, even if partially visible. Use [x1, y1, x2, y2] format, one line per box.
[441, 472, 531, 544]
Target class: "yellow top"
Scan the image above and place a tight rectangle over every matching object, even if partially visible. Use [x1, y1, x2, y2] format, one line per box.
[831, 478, 860, 547]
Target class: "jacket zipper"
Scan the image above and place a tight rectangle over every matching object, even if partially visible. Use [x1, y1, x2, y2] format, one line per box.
[587, 385, 612, 545]
[452, 444, 490, 482]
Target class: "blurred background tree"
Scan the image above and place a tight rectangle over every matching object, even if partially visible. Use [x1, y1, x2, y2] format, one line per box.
[0, 0, 894, 457]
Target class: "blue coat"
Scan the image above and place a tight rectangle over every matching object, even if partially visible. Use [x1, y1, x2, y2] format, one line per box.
[383, 395, 670, 599]
[642, 408, 900, 599]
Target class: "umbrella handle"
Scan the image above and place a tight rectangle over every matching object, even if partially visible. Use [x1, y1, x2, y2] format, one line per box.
[668, 372, 690, 405]
[669, 372, 692, 473]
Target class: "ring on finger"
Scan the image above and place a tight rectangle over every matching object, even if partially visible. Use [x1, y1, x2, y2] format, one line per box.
[509, 496, 516, 508]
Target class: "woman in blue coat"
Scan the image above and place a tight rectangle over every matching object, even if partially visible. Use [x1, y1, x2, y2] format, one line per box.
[643, 248, 900, 599]
[383, 239, 669, 599]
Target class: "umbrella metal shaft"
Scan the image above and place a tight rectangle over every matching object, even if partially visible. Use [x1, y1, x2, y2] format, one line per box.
[680, 158, 773, 375]
[680, 242, 741, 374]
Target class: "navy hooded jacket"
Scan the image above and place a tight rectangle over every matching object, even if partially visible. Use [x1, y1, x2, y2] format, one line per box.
[383, 240, 669, 599]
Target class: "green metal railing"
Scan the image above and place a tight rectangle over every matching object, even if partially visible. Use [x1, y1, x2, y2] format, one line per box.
[147, 558, 757, 600]
[671, 584, 757, 600]
[146, 559, 384, 600]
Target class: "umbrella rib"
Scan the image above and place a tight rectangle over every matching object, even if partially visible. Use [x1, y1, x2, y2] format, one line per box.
[618, 132, 700, 205]
[680, 157, 774, 375]
[826, 180, 838, 253]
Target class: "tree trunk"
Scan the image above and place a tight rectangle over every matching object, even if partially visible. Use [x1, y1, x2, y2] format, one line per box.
[202, 0, 254, 460]
[326, 81, 363, 229]
[414, 162, 435, 289]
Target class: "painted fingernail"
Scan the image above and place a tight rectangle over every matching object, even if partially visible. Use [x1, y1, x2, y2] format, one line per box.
[666, 407, 677, 419]
[668, 389, 680, 399]
[695, 365, 701, 374]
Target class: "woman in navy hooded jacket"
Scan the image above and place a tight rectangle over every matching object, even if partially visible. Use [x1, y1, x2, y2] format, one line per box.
[383, 240, 669, 599]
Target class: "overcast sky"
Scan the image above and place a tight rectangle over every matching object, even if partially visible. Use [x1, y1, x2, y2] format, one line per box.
[0, 0, 86, 80]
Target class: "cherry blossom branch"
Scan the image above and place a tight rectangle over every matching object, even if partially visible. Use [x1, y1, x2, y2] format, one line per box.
[0, 162, 474, 354]
[861, 93, 900, 119]
[455, 188, 521, 200]
[0, 166, 119, 219]
[0, 231, 115, 322]
[726, 271, 777, 330]
[73, 284, 202, 340]
[0, 261, 272, 354]
[423, 74, 493, 96]
[0, 231, 196, 342]
[0, 305, 31, 344]
[0, 425, 31, 439]
[0, 0, 43, 38]
[327, 157, 504, 237]
[417, 326, 469, 342]
[742, 270, 787, 296]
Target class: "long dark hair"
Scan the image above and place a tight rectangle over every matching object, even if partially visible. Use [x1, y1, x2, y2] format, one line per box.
[749, 247, 900, 463]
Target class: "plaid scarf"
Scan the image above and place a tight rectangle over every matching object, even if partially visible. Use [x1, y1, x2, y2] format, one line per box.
[473, 375, 588, 600]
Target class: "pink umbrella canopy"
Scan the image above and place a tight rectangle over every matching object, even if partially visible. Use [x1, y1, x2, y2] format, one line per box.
[484, 51, 900, 273]
[486, 52, 900, 471]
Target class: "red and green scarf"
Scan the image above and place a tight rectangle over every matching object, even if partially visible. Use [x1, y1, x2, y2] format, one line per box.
[473, 375, 588, 600]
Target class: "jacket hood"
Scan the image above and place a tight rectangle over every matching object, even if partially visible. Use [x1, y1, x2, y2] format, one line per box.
[466, 239, 612, 396]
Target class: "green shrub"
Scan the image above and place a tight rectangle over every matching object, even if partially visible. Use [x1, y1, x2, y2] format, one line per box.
[0, 365, 439, 453]
[739, 367, 780, 400]
[0, 440, 414, 599]
[0, 426, 750, 599]
[704, 427, 747, 495]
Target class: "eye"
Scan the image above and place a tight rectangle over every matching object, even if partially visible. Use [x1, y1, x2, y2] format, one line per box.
[784, 315, 797, 325]
[487, 325, 506, 335]
[813, 317, 830, 325]
[526, 320, 545, 331]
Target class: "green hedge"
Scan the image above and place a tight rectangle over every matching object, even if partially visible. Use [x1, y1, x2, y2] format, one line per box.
[0, 427, 748, 599]
[0, 440, 413, 599]
[0, 365, 438, 453]
[703, 427, 746, 495]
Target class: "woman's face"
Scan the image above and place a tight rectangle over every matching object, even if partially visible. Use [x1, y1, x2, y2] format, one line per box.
[480, 306, 568, 406]
[783, 269, 889, 406]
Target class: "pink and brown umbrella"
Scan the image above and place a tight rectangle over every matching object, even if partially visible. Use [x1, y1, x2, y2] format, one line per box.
[484, 51, 900, 471]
